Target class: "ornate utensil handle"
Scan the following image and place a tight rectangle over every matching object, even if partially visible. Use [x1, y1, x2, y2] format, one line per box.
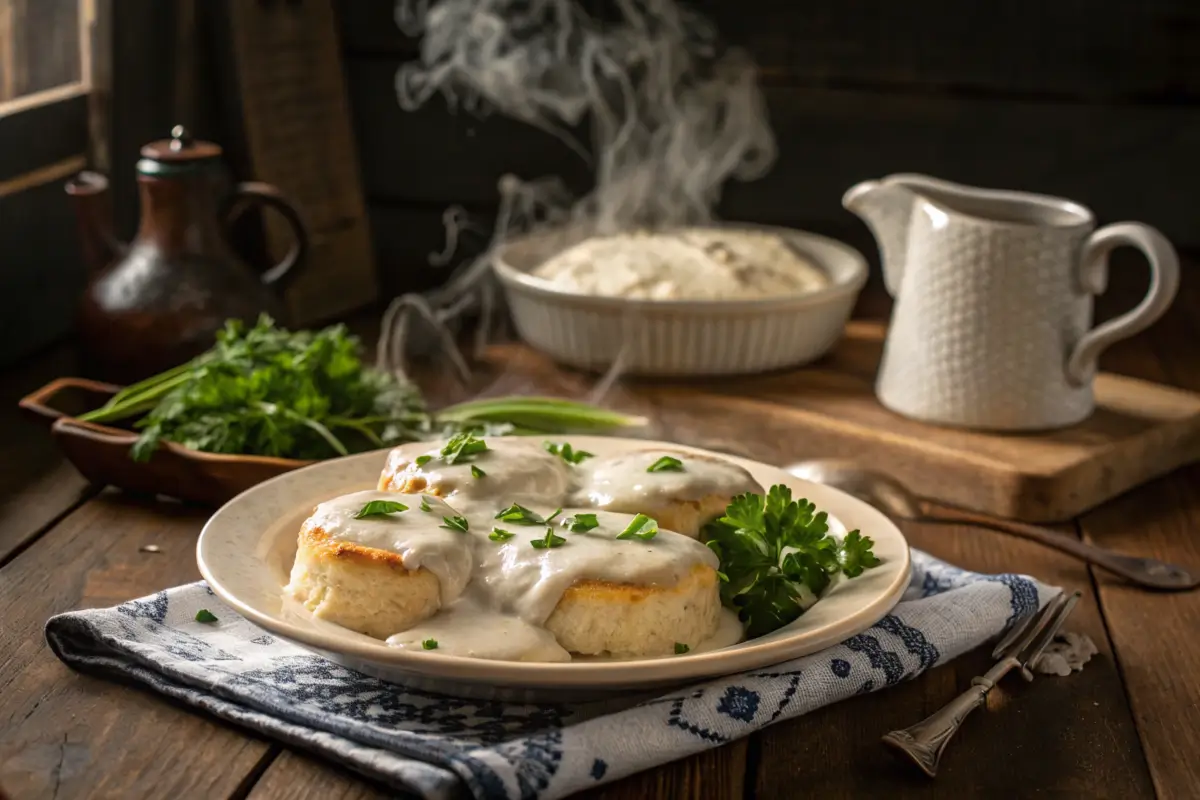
[881, 660, 1014, 777]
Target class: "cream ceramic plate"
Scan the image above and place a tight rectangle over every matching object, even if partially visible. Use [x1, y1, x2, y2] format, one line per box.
[197, 437, 911, 702]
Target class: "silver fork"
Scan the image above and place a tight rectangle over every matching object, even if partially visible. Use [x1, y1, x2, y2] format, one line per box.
[881, 590, 1082, 777]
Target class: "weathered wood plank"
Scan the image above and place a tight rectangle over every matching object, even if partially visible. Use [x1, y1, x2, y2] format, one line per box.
[1077, 263, 1200, 800]
[0, 0, 81, 103]
[246, 750, 393, 800]
[0, 492, 273, 798]
[745, 517, 1152, 798]
[218, 0, 379, 326]
[337, 0, 1200, 100]
[0, 177, 88, 367]
[346, 61, 1200, 247]
[0, 344, 94, 563]
[249, 739, 747, 800]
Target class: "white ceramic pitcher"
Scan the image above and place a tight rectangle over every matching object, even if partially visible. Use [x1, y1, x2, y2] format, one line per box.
[844, 173, 1179, 430]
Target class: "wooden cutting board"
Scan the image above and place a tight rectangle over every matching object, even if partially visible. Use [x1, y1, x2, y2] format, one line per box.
[476, 321, 1200, 523]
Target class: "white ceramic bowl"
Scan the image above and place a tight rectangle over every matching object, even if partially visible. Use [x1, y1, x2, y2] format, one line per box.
[493, 224, 869, 376]
[197, 436, 911, 703]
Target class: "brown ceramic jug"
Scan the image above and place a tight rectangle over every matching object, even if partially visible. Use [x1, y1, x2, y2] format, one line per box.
[66, 125, 309, 383]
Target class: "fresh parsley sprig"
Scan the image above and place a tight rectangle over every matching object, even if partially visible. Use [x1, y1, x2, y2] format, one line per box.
[704, 485, 881, 638]
[647, 455, 684, 473]
[354, 500, 409, 519]
[562, 513, 600, 533]
[616, 514, 658, 541]
[441, 433, 488, 465]
[530, 528, 567, 549]
[495, 503, 558, 525]
[75, 316, 644, 464]
[545, 441, 594, 464]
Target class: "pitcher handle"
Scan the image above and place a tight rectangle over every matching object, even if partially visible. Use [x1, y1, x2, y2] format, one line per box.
[1065, 223, 1179, 387]
[225, 182, 310, 290]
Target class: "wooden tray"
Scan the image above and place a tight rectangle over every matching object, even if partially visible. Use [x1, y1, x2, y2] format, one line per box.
[476, 322, 1200, 523]
[18, 378, 311, 506]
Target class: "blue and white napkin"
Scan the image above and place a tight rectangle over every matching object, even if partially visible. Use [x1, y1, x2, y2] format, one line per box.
[45, 551, 1056, 800]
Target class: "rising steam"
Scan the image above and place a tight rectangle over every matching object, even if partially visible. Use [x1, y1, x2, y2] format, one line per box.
[377, 0, 776, 383]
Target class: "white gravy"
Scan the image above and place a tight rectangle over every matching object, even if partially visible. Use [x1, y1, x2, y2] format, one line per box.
[292, 438, 764, 662]
[531, 228, 831, 301]
[571, 449, 761, 511]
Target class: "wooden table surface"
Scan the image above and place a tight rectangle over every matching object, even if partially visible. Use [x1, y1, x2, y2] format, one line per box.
[1, 270, 1198, 800]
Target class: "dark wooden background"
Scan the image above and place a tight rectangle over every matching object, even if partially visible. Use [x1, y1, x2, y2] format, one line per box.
[332, 0, 1200, 301]
[4, 0, 1200, 366]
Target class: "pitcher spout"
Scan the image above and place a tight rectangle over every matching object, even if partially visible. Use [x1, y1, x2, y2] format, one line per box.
[843, 179, 915, 297]
[65, 171, 126, 277]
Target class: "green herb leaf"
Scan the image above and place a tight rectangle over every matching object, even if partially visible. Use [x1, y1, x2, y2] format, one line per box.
[530, 528, 567, 549]
[494, 503, 547, 525]
[545, 507, 563, 524]
[440, 433, 488, 465]
[544, 441, 594, 464]
[616, 513, 659, 541]
[647, 455, 684, 473]
[562, 513, 600, 533]
[471, 464, 486, 479]
[839, 530, 882, 578]
[354, 499, 409, 519]
[674, 642, 690, 655]
[704, 485, 881, 638]
[195, 609, 219, 623]
[440, 515, 470, 533]
[422, 638, 438, 650]
[489, 527, 516, 542]
[419, 497, 432, 512]
[415, 454, 432, 467]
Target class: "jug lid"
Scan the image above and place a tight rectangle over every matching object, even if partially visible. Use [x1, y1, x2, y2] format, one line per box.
[137, 125, 222, 177]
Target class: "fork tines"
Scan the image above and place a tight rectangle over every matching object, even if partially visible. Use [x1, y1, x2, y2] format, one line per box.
[990, 590, 1081, 662]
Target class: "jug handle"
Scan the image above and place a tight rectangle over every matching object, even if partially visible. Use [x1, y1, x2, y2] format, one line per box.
[1065, 222, 1179, 386]
[225, 182, 310, 290]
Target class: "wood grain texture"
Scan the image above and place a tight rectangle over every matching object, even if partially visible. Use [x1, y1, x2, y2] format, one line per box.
[1078, 266, 1200, 800]
[0, 176, 87, 365]
[469, 327, 1200, 523]
[337, 0, 1200, 100]
[577, 741, 747, 800]
[0, 345, 94, 563]
[246, 750, 393, 800]
[0, 0, 80, 103]
[748, 517, 1154, 799]
[220, 0, 379, 325]
[344, 60, 1200, 247]
[0, 492, 273, 798]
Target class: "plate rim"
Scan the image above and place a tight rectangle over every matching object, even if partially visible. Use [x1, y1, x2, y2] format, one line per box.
[197, 437, 912, 688]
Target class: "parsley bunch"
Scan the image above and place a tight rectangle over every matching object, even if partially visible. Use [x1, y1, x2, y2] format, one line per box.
[79, 315, 643, 463]
[704, 485, 881, 638]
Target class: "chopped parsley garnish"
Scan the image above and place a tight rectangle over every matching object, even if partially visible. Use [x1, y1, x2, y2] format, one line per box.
[440, 433, 488, 465]
[415, 454, 433, 467]
[704, 484, 881, 638]
[530, 528, 567, 549]
[419, 497, 432, 512]
[354, 499, 409, 519]
[616, 514, 658, 541]
[495, 503, 549, 525]
[545, 507, 563, 524]
[421, 639, 438, 650]
[562, 513, 600, 533]
[544, 441, 594, 464]
[674, 642, 690, 654]
[489, 527, 516, 542]
[647, 455, 684, 473]
[471, 465, 487, 479]
[440, 515, 470, 533]
[195, 609, 219, 623]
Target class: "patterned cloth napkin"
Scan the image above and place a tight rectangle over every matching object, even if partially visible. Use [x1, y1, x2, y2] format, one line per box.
[45, 550, 1054, 800]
